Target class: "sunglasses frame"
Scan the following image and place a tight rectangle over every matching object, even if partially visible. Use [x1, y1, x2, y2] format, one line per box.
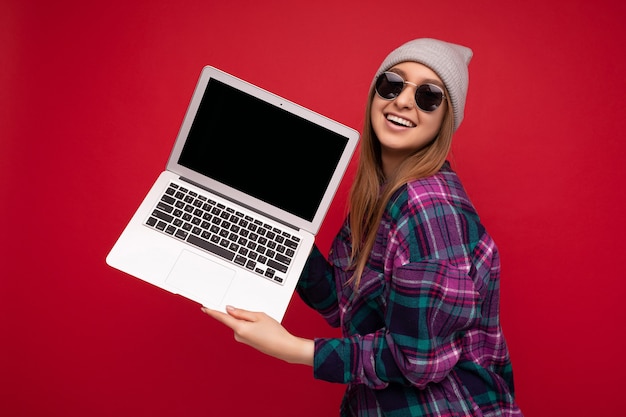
[375, 71, 446, 113]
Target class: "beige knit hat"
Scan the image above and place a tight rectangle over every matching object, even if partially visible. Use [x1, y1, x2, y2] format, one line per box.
[374, 38, 473, 131]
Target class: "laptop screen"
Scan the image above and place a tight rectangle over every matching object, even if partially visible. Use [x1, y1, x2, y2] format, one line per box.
[177, 78, 350, 222]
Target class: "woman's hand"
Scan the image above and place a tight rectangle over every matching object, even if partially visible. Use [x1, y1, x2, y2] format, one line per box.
[202, 305, 314, 366]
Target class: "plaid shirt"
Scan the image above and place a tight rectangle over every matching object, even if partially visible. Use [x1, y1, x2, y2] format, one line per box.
[297, 162, 522, 417]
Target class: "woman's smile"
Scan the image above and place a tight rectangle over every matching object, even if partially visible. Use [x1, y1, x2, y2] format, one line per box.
[385, 113, 416, 128]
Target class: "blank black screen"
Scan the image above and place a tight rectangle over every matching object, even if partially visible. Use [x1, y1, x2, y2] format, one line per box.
[178, 78, 349, 222]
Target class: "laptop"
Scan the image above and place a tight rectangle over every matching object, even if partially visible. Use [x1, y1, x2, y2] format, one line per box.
[106, 65, 359, 322]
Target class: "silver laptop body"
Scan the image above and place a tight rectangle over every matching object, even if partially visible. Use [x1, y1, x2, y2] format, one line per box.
[106, 66, 359, 322]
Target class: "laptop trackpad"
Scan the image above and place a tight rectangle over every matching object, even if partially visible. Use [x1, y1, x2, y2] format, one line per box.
[166, 250, 236, 307]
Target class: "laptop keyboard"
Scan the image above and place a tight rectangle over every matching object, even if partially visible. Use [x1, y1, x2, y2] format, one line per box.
[144, 182, 300, 285]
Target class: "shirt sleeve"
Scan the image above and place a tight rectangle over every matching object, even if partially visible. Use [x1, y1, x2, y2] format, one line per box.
[296, 244, 341, 328]
[313, 259, 481, 389]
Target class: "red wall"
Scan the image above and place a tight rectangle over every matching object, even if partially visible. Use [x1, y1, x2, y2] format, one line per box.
[2, 1, 625, 416]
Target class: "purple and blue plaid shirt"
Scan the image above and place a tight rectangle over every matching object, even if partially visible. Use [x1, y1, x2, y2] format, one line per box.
[297, 162, 522, 416]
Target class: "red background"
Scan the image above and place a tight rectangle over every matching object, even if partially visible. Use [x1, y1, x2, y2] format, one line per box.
[2, 1, 625, 416]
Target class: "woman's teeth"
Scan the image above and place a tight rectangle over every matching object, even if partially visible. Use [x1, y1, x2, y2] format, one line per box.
[387, 114, 415, 127]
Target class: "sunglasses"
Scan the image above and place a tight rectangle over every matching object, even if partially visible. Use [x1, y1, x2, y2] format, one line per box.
[375, 71, 446, 112]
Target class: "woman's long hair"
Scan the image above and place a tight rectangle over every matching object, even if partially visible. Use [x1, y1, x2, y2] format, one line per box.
[347, 87, 455, 289]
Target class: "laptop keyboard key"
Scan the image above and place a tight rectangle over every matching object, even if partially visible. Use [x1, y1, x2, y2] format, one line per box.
[267, 259, 288, 274]
[187, 234, 235, 261]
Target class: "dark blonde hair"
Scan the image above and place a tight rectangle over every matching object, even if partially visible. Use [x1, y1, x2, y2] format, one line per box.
[347, 87, 455, 288]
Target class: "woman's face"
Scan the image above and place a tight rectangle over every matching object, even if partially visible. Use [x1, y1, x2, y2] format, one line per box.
[370, 61, 447, 162]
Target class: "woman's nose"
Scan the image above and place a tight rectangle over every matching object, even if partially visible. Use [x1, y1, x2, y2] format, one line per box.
[394, 85, 416, 109]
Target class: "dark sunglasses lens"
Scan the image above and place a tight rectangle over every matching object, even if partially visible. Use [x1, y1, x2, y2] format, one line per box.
[375, 72, 404, 99]
[415, 84, 444, 111]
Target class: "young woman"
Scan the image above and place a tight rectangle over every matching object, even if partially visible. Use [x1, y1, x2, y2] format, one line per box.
[203, 38, 523, 416]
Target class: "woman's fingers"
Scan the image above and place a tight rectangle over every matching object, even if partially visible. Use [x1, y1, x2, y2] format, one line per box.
[224, 305, 260, 322]
[201, 306, 241, 329]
